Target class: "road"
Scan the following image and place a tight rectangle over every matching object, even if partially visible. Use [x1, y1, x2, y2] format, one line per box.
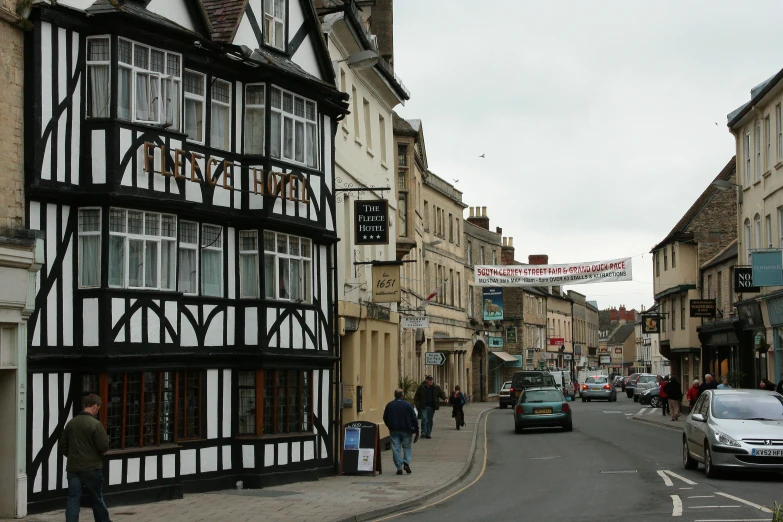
[382, 394, 782, 522]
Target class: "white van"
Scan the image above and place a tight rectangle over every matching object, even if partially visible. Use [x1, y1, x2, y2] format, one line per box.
[548, 370, 574, 399]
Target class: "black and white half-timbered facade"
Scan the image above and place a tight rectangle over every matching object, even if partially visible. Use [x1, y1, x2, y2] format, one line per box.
[24, 0, 347, 511]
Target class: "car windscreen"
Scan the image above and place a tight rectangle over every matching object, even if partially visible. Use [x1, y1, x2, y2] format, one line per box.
[522, 390, 562, 403]
[513, 373, 555, 387]
[585, 377, 607, 384]
[711, 394, 783, 420]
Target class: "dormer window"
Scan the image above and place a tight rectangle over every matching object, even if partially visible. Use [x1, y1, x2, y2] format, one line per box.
[270, 86, 318, 168]
[264, 0, 285, 50]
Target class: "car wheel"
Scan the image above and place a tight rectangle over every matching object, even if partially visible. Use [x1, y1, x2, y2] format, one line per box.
[612, 395, 617, 402]
[581, 397, 586, 403]
[683, 438, 698, 470]
[633, 395, 639, 402]
[515, 423, 523, 434]
[650, 396, 660, 408]
[563, 421, 573, 432]
[626, 391, 633, 398]
[704, 443, 720, 478]
[587, 398, 591, 402]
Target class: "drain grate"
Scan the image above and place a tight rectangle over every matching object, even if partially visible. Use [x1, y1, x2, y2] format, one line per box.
[600, 470, 637, 474]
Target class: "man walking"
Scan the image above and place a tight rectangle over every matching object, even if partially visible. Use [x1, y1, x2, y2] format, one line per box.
[698, 373, 718, 397]
[383, 389, 419, 475]
[58, 394, 111, 522]
[413, 375, 447, 439]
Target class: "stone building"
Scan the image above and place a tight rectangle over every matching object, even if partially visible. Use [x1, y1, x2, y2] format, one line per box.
[545, 288, 573, 371]
[569, 291, 599, 372]
[607, 324, 636, 376]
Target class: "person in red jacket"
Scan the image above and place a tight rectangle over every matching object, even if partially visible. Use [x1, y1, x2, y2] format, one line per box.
[659, 376, 669, 416]
[685, 379, 700, 412]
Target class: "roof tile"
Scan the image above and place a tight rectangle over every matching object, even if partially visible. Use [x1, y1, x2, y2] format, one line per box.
[203, 0, 247, 43]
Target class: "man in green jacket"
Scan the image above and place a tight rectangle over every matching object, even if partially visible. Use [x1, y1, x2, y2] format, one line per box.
[58, 393, 110, 522]
[413, 375, 447, 439]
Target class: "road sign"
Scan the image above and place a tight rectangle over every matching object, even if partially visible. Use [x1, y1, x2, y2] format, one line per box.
[424, 352, 446, 366]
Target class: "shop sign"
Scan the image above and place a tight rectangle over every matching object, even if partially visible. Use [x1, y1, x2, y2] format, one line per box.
[641, 314, 660, 334]
[574, 344, 582, 355]
[614, 348, 622, 354]
[482, 287, 504, 320]
[599, 355, 611, 364]
[689, 299, 716, 318]
[752, 250, 783, 287]
[354, 200, 389, 245]
[541, 352, 557, 360]
[734, 267, 760, 293]
[766, 296, 783, 326]
[549, 337, 565, 346]
[737, 301, 764, 330]
[488, 336, 504, 348]
[371, 265, 400, 303]
[401, 316, 429, 329]
[563, 354, 572, 360]
[506, 327, 517, 344]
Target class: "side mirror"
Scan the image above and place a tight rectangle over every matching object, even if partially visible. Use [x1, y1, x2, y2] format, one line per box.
[691, 413, 705, 422]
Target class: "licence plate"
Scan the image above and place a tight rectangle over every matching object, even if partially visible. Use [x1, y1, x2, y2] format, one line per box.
[589, 386, 603, 391]
[752, 448, 783, 456]
[533, 408, 553, 414]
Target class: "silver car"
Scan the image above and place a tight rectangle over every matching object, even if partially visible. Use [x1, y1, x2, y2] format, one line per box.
[632, 374, 660, 402]
[683, 389, 783, 477]
[579, 375, 617, 402]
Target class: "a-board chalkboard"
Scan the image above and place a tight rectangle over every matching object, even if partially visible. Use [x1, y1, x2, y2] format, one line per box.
[340, 421, 382, 475]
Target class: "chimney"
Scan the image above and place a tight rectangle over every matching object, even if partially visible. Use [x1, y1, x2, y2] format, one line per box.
[501, 237, 515, 265]
[496, 227, 502, 235]
[528, 254, 549, 265]
[466, 205, 489, 230]
[371, 0, 394, 67]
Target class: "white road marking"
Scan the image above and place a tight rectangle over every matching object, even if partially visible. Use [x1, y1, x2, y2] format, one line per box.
[688, 506, 741, 509]
[671, 494, 683, 517]
[624, 413, 634, 416]
[637, 407, 649, 415]
[663, 469, 698, 485]
[657, 470, 674, 486]
[602, 410, 622, 413]
[714, 492, 773, 514]
[529, 456, 561, 460]
[688, 495, 715, 498]
[680, 487, 693, 490]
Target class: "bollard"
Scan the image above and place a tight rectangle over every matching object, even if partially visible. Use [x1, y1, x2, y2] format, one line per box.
[236, 480, 243, 490]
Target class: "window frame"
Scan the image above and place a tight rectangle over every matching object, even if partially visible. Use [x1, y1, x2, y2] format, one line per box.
[236, 369, 313, 436]
[263, 0, 286, 51]
[239, 230, 260, 299]
[263, 231, 312, 303]
[744, 218, 752, 263]
[210, 77, 232, 151]
[744, 131, 751, 186]
[178, 220, 199, 296]
[244, 83, 266, 155]
[766, 115, 772, 171]
[78, 207, 102, 288]
[86, 36, 111, 119]
[184, 70, 206, 144]
[755, 121, 762, 181]
[269, 85, 319, 168]
[201, 224, 224, 297]
[777, 104, 782, 162]
[767, 214, 773, 248]
[754, 214, 762, 254]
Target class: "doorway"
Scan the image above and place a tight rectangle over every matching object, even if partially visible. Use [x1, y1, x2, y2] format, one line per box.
[471, 340, 486, 402]
[0, 369, 18, 517]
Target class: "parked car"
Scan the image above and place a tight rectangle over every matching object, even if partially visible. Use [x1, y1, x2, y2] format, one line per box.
[632, 374, 662, 402]
[549, 370, 575, 400]
[612, 376, 623, 388]
[514, 386, 572, 433]
[498, 381, 513, 409]
[579, 375, 617, 402]
[683, 389, 783, 477]
[624, 373, 641, 395]
[510, 371, 557, 403]
[639, 386, 662, 408]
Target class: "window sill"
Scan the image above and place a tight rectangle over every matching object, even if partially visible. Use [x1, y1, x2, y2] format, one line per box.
[763, 170, 772, 178]
[341, 125, 350, 135]
[753, 179, 761, 187]
[234, 432, 315, 441]
[354, 137, 363, 147]
[105, 443, 181, 456]
[776, 161, 783, 171]
[380, 161, 388, 170]
[366, 148, 375, 158]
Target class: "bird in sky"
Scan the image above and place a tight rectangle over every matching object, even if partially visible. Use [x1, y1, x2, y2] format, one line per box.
[479, 154, 485, 158]
[453, 179, 459, 183]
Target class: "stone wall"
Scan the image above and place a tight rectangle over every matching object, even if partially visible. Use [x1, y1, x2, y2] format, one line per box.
[0, 2, 24, 231]
[688, 168, 738, 263]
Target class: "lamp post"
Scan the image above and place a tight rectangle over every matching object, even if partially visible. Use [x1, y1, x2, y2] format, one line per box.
[711, 179, 743, 204]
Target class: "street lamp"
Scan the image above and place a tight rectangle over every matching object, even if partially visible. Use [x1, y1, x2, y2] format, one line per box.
[711, 179, 743, 204]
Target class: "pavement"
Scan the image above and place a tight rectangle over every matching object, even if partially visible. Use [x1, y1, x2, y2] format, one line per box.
[631, 403, 689, 431]
[10, 402, 494, 522]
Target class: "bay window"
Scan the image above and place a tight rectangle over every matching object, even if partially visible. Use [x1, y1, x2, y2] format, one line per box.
[270, 86, 318, 168]
[263, 231, 311, 302]
[237, 369, 312, 436]
[210, 78, 231, 150]
[78, 208, 101, 288]
[240, 230, 260, 298]
[86, 37, 110, 118]
[263, 0, 285, 50]
[178, 221, 198, 295]
[108, 209, 176, 290]
[244, 84, 265, 154]
[201, 224, 223, 297]
[184, 71, 205, 142]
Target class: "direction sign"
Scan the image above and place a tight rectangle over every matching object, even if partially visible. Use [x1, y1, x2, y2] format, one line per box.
[424, 352, 446, 366]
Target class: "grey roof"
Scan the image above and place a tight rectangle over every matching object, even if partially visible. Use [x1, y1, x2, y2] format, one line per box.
[407, 119, 421, 132]
[728, 67, 783, 126]
[86, 0, 208, 38]
[607, 323, 635, 345]
[392, 112, 417, 136]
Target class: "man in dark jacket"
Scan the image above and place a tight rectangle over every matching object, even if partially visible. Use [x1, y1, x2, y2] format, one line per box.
[383, 389, 419, 475]
[698, 373, 718, 397]
[413, 375, 447, 439]
[58, 393, 110, 522]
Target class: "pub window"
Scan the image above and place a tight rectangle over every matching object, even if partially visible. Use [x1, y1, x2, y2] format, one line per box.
[210, 78, 231, 150]
[397, 194, 408, 238]
[108, 209, 177, 290]
[178, 221, 198, 294]
[671, 244, 676, 267]
[240, 230, 260, 298]
[244, 84, 265, 155]
[201, 224, 223, 297]
[184, 71, 206, 143]
[379, 114, 387, 163]
[680, 296, 685, 329]
[86, 37, 110, 118]
[78, 208, 101, 288]
[236, 369, 313, 436]
[270, 86, 318, 168]
[264, 0, 285, 50]
[101, 370, 194, 450]
[263, 231, 312, 302]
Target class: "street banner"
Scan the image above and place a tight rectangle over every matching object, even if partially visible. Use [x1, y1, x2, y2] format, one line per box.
[752, 250, 783, 287]
[401, 316, 429, 329]
[482, 287, 504, 320]
[474, 258, 632, 287]
[488, 336, 503, 348]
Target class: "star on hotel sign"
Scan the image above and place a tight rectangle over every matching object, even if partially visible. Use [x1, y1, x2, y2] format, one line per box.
[354, 200, 389, 246]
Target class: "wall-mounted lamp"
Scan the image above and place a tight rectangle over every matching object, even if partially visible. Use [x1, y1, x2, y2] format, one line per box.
[333, 50, 379, 72]
[711, 179, 742, 204]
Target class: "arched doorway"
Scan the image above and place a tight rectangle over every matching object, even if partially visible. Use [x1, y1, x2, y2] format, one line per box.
[471, 340, 487, 402]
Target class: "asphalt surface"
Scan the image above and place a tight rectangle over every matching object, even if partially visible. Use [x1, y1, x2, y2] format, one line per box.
[385, 392, 783, 522]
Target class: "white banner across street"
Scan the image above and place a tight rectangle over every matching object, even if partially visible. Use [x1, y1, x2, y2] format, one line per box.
[474, 258, 632, 287]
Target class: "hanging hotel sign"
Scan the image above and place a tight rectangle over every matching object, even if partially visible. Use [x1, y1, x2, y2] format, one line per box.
[401, 316, 429, 329]
[354, 200, 389, 245]
[689, 299, 716, 318]
[734, 267, 759, 293]
[752, 250, 783, 287]
[371, 264, 400, 303]
[474, 258, 632, 287]
[641, 315, 661, 334]
[482, 287, 504, 320]
[548, 337, 565, 346]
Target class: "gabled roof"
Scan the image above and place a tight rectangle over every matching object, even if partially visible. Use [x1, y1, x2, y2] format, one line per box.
[650, 156, 736, 252]
[87, 0, 212, 38]
[607, 323, 635, 345]
[728, 69, 783, 127]
[202, 0, 246, 43]
[392, 112, 417, 136]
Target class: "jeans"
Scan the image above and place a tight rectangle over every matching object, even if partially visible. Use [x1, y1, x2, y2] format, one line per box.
[421, 406, 435, 436]
[389, 431, 412, 470]
[661, 398, 669, 415]
[66, 470, 111, 522]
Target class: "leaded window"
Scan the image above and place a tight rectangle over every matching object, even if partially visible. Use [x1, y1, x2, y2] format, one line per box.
[270, 86, 318, 168]
[263, 231, 312, 302]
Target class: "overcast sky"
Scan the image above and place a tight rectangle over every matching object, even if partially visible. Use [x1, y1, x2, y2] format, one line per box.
[390, 0, 781, 311]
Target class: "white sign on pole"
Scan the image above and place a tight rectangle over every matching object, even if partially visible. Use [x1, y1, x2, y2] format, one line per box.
[474, 258, 632, 287]
[424, 352, 446, 366]
[401, 316, 430, 329]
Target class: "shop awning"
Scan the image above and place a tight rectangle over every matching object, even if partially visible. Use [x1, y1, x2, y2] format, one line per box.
[490, 351, 517, 363]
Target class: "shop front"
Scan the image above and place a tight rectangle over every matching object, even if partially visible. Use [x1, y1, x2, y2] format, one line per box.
[737, 299, 768, 388]
[697, 319, 741, 385]
[764, 294, 783, 386]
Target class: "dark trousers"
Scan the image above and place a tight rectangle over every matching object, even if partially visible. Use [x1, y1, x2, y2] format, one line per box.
[661, 398, 669, 415]
[66, 470, 110, 522]
[453, 408, 464, 428]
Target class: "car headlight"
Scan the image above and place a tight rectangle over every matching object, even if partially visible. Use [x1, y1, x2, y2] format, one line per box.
[713, 431, 740, 447]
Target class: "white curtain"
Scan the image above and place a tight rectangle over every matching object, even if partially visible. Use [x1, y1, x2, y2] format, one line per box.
[144, 241, 158, 288]
[294, 121, 304, 163]
[283, 117, 293, 159]
[264, 254, 275, 298]
[88, 65, 109, 118]
[211, 104, 229, 150]
[306, 122, 317, 167]
[201, 250, 222, 296]
[118, 67, 131, 120]
[79, 235, 101, 287]
[185, 98, 202, 141]
[245, 107, 264, 154]
[240, 253, 259, 298]
[290, 259, 300, 301]
[149, 77, 160, 122]
[178, 249, 196, 294]
[136, 73, 150, 121]
[128, 239, 144, 287]
[278, 258, 289, 299]
[161, 240, 176, 290]
[270, 112, 281, 158]
[165, 80, 180, 129]
[108, 235, 125, 287]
